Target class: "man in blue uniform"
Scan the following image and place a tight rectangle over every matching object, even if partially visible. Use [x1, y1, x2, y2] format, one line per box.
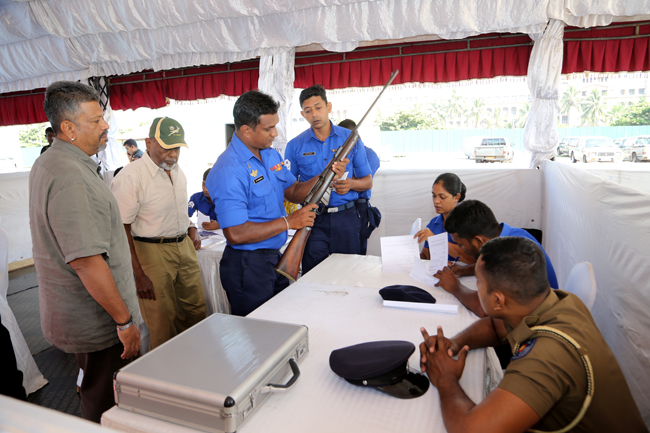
[433, 199, 558, 318]
[188, 168, 219, 231]
[338, 119, 381, 255]
[285, 86, 373, 273]
[207, 91, 346, 316]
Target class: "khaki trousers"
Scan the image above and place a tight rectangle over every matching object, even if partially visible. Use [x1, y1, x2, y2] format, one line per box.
[135, 236, 206, 350]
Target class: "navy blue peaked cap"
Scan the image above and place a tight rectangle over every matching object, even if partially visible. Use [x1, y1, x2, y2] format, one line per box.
[379, 285, 436, 303]
[329, 341, 429, 399]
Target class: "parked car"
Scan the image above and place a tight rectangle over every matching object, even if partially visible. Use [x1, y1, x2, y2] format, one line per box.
[620, 136, 650, 162]
[474, 137, 514, 163]
[463, 136, 485, 159]
[569, 136, 622, 163]
[557, 136, 579, 156]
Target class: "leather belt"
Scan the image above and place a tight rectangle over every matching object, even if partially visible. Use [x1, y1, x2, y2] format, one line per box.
[326, 201, 356, 213]
[133, 233, 187, 244]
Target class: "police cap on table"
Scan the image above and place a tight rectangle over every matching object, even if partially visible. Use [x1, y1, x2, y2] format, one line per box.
[329, 340, 429, 399]
[379, 285, 437, 304]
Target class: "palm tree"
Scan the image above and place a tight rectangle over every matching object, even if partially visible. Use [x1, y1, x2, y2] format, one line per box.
[489, 108, 507, 129]
[467, 98, 487, 128]
[607, 102, 627, 125]
[426, 100, 447, 125]
[580, 89, 607, 126]
[444, 90, 466, 127]
[560, 86, 581, 127]
[515, 103, 530, 128]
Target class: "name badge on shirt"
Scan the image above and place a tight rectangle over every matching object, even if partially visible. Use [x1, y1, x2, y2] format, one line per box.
[302, 152, 316, 156]
[254, 175, 265, 184]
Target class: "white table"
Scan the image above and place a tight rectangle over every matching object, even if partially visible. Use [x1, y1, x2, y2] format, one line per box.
[103, 254, 502, 433]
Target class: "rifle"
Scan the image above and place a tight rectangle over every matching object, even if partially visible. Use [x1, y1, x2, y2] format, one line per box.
[276, 70, 399, 282]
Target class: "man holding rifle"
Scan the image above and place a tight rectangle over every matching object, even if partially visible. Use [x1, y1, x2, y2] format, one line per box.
[285, 85, 373, 274]
[207, 91, 347, 316]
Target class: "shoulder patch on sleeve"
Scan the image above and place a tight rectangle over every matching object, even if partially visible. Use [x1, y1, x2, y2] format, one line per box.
[511, 338, 537, 361]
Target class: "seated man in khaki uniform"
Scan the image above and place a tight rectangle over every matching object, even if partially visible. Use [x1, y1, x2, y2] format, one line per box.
[112, 117, 206, 350]
[419, 237, 647, 433]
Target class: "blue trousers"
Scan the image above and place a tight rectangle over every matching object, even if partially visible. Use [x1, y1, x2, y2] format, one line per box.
[220, 245, 290, 316]
[302, 205, 361, 274]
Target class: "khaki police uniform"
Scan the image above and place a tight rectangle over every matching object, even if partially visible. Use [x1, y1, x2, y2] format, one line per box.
[499, 290, 647, 433]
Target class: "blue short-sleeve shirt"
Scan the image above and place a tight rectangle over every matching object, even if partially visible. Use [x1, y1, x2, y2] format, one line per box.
[206, 134, 297, 250]
[423, 214, 456, 261]
[188, 191, 218, 221]
[500, 222, 559, 289]
[357, 146, 380, 200]
[285, 121, 372, 207]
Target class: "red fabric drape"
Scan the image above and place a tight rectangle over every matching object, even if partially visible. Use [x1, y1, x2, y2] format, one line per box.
[0, 91, 46, 126]
[294, 36, 533, 89]
[109, 62, 260, 111]
[562, 25, 650, 74]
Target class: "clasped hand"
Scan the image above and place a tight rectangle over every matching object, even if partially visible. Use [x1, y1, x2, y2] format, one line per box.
[419, 326, 468, 388]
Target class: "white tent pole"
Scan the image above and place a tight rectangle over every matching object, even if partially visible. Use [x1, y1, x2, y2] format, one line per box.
[523, 19, 565, 169]
[258, 49, 296, 158]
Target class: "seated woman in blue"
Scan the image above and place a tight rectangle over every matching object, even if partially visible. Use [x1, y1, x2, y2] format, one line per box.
[414, 173, 475, 264]
[188, 168, 220, 231]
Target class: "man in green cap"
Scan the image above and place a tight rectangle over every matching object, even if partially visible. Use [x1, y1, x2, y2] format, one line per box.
[111, 117, 206, 350]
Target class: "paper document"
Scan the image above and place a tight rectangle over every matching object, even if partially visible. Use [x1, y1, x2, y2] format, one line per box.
[383, 300, 458, 315]
[410, 218, 422, 236]
[427, 232, 449, 274]
[339, 171, 349, 181]
[380, 235, 420, 273]
[409, 258, 438, 287]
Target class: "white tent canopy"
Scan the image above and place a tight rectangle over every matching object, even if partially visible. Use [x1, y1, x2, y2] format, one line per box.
[1, 0, 649, 93]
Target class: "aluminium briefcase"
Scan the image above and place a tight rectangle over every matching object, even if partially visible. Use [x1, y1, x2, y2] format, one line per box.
[114, 313, 308, 433]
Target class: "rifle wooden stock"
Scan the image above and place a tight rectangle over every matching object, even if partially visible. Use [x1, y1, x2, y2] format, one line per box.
[275, 227, 311, 283]
[275, 69, 399, 281]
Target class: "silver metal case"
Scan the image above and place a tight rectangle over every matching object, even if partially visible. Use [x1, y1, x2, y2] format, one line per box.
[114, 313, 308, 432]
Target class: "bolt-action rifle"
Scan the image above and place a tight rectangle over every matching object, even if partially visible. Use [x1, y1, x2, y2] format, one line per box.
[275, 70, 399, 282]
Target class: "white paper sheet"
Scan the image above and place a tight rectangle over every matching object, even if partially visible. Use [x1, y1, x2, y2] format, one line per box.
[383, 300, 458, 315]
[380, 235, 420, 273]
[427, 232, 449, 274]
[409, 257, 439, 287]
[196, 211, 211, 227]
[410, 218, 422, 236]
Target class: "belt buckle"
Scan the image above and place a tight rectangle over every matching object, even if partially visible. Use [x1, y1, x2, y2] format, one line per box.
[327, 206, 339, 213]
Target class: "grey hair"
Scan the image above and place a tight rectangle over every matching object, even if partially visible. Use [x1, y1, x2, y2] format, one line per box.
[43, 81, 100, 134]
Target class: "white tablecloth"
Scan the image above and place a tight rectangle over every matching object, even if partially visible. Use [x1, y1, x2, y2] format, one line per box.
[196, 234, 230, 316]
[196, 231, 296, 316]
[103, 254, 501, 433]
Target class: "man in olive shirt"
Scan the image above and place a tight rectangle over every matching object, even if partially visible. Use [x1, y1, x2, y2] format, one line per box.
[419, 237, 646, 433]
[29, 81, 141, 422]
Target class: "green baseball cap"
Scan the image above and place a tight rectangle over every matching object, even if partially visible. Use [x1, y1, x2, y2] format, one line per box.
[149, 117, 188, 149]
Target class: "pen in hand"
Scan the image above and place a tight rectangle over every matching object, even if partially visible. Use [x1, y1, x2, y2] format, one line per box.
[450, 256, 460, 269]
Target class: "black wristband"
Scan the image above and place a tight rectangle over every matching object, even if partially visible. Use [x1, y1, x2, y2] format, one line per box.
[115, 315, 133, 327]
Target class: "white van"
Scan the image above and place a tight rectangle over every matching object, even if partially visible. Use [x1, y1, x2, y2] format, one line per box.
[463, 136, 485, 159]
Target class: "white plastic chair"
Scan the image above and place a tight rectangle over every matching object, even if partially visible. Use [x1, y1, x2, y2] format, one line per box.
[564, 262, 597, 311]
